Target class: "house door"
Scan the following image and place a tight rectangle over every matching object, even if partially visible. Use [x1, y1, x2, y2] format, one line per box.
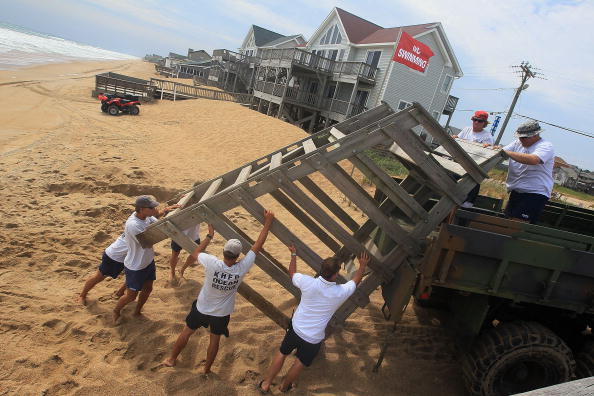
[352, 90, 369, 115]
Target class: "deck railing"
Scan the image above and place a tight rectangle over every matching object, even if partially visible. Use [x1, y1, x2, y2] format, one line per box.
[332, 61, 378, 81]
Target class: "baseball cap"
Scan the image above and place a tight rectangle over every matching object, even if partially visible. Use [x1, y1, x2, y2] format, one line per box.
[515, 120, 544, 137]
[224, 239, 242, 256]
[135, 195, 159, 208]
[472, 110, 489, 122]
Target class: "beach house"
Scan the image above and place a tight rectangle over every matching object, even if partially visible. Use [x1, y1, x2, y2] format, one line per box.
[251, 7, 462, 134]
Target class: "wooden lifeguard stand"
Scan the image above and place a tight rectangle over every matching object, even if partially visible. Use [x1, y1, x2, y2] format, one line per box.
[137, 102, 504, 330]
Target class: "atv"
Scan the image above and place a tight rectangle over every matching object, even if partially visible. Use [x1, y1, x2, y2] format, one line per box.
[98, 93, 141, 116]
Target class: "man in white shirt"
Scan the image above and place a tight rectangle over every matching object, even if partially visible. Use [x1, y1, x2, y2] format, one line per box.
[163, 210, 275, 375]
[78, 232, 127, 305]
[258, 246, 370, 393]
[502, 120, 554, 223]
[112, 195, 178, 322]
[453, 110, 494, 207]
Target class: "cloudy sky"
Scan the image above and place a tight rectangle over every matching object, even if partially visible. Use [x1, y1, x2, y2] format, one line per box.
[2, 0, 593, 169]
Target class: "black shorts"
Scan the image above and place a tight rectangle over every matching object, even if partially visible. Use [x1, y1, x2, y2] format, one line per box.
[98, 251, 124, 279]
[124, 261, 156, 291]
[185, 300, 230, 337]
[279, 322, 322, 367]
[171, 238, 200, 253]
[505, 190, 549, 224]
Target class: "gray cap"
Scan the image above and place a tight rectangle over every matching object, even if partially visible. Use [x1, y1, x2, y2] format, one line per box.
[135, 195, 159, 208]
[224, 239, 242, 256]
[515, 120, 544, 137]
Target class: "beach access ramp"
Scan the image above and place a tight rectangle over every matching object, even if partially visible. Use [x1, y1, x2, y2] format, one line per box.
[137, 102, 505, 331]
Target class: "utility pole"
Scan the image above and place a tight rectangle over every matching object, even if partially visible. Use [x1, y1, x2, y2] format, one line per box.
[494, 62, 542, 145]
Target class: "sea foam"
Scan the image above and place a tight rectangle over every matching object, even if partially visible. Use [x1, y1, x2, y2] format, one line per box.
[0, 22, 137, 69]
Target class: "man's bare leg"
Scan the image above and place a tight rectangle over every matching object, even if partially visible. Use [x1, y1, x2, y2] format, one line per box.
[169, 250, 180, 282]
[178, 254, 196, 279]
[280, 359, 305, 392]
[79, 270, 106, 305]
[204, 333, 221, 374]
[114, 282, 126, 297]
[133, 280, 153, 316]
[260, 350, 288, 392]
[113, 288, 138, 322]
[163, 325, 196, 367]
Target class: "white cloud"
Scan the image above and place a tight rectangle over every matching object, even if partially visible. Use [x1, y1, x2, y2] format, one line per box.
[401, 0, 594, 111]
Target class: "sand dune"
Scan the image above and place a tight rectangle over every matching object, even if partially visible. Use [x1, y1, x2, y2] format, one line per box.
[0, 60, 465, 395]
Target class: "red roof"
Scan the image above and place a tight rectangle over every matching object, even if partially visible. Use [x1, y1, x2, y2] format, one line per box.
[335, 7, 436, 44]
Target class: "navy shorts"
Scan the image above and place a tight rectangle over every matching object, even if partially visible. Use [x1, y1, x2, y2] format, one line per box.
[171, 238, 200, 253]
[185, 300, 230, 337]
[505, 190, 549, 224]
[124, 261, 156, 291]
[98, 251, 124, 279]
[279, 322, 322, 367]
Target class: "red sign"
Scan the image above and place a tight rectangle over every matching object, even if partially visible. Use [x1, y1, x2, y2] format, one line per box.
[392, 31, 434, 72]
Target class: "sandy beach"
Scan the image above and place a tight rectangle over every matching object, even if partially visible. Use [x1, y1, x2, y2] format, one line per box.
[0, 60, 466, 395]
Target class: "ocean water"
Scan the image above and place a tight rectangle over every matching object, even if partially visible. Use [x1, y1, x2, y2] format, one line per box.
[0, 22, 137, 69]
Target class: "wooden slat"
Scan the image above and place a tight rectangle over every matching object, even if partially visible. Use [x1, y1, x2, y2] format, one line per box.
[272, 171, 389, 279]
[349, 154, 428, 222]
[312, 155, 421, 256]
[329, 126, 346, 140]
[299, 176, 359, 232]
[383, 125, 465, 204]
[161, 221, 200, 254]
[270, 189, 341, 253]
[235, 165, 253, 184]
[303, 138, 316, 153]
[408, 106, 488, 183]
[167, 190, 195, 217]
[237, 281, 290, 329]
[270, 152, 282, 170]
[199, 178, 223, 202]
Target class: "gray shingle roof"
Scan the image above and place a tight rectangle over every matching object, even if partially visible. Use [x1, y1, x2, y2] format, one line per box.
[262, 34, 302, 47]
[252, 25, 285, 46]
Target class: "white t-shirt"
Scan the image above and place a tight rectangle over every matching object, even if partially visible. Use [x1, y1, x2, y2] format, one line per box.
[291, 274, 356, 344]
[504, 138, 555, 197]
[123, 213, 158, 271]
[196, 250, 256, 316]
[458, 126, 494, 145]
[183, 224, 200, 241]
[104, 231, 127, 263]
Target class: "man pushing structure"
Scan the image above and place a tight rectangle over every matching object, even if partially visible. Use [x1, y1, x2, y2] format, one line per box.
[163, 210, 275, 375]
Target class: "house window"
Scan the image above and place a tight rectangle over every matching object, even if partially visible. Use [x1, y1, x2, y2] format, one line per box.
[327, 49, 338, 61]
[365, 51, 381, 68]
[442, 75, 453, 93]
[321, 24, 342, 45]
[398, 100, 412, 110]
[326, 84, 336, 99]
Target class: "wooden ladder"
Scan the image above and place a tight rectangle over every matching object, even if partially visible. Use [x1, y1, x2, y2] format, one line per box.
[138, 102, 505, 330]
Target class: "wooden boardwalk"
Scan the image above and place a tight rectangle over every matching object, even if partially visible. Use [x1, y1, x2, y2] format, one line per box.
[137, 102, 505, 330]
[150, 78, 252, 104]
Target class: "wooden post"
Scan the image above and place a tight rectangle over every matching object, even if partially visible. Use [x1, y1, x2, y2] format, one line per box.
[173, 82, 177, 101]
[346, 80, 359, 117]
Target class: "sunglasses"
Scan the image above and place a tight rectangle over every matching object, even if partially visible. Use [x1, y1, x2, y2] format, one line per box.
[472, 118, 487, 123]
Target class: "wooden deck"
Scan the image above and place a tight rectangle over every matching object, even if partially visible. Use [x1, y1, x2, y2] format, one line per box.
[137, 102, 505, 331]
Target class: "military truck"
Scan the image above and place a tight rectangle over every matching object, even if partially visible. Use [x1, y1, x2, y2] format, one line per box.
[378, 194, 594, 396]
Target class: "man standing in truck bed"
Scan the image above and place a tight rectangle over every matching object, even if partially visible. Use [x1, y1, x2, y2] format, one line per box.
[502, 120, 554, 223]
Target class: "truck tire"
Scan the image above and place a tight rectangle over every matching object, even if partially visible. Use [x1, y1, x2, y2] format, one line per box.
[462, 321, 575, 396]
[576, 341, 594, 378]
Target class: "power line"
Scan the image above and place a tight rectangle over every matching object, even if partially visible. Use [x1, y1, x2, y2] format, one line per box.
[513, 114, 594, 139]
[458, 87, 516, 91]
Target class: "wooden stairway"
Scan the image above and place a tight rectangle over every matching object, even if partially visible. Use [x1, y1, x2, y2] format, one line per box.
[137, 102, 505, 331]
